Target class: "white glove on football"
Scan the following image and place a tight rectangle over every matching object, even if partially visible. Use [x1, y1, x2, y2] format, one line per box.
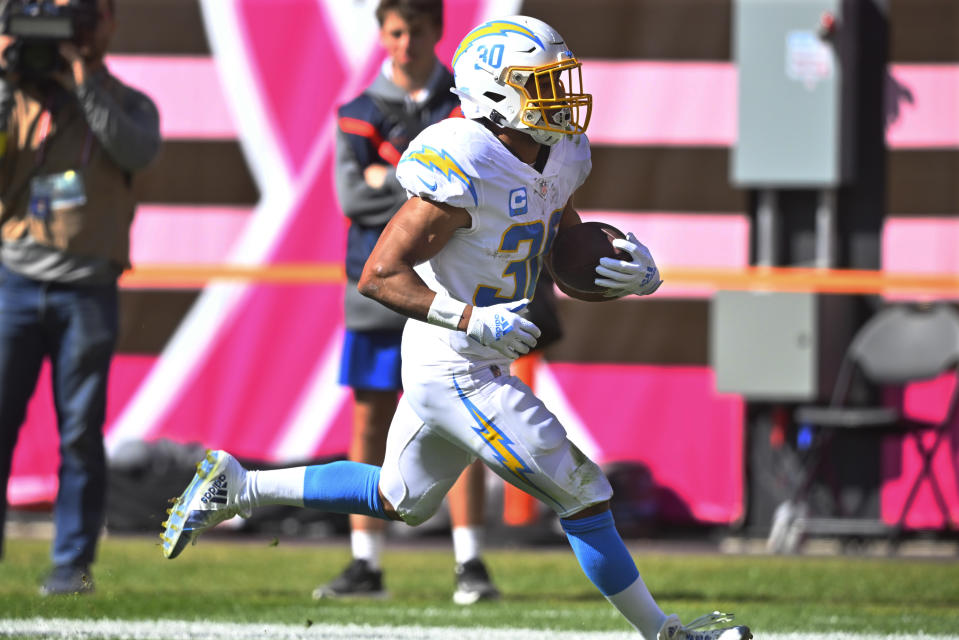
[466, 298, 541, 359]
[594, 231, 663, 298]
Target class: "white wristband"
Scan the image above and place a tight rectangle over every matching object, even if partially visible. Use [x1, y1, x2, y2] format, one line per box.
[426, 294, 467, 331]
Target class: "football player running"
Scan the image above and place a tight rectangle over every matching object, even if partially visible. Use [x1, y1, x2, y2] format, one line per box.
[160, 15, 750, 640]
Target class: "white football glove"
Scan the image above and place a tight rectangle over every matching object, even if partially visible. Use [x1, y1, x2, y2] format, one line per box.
[466, 298, 541, 359]
[594, 231, 663, 298]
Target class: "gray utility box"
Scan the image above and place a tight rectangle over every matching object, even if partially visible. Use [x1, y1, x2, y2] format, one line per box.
[732, 0, 855, 187]
[711, 291, 859, 401]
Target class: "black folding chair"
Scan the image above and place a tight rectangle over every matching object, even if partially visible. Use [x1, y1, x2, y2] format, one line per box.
[767, 303, 959, 553]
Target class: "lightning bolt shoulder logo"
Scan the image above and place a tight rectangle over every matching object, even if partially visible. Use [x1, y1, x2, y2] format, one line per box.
[401, 146, 478, 206]
[452, 20, 546, 69]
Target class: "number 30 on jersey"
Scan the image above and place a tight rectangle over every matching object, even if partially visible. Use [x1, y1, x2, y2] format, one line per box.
[474, 209, 562, 306]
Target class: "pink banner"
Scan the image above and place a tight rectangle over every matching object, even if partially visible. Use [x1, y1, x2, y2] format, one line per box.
[587, 61, 959, 149]
[586, 61, 738, 147]
[885, 65, 959, 149]
[109, 56, 959, 148]
[107, 56, 235, 140]
[546, 363, 745, 523]
[130, 205, 253, 264]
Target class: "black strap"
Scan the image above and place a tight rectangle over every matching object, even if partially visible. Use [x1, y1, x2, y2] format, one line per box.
[2, 101, 80, 218]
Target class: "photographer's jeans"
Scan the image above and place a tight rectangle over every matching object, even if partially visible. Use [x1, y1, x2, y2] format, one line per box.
[0, 265, 117, 567]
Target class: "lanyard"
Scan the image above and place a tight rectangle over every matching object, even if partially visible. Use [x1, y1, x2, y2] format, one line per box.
[30, 97, 93, 168]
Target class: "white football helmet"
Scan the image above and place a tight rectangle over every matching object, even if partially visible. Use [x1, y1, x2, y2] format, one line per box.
[450, 15, 592, 146]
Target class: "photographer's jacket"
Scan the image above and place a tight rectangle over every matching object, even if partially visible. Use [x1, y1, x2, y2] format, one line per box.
[0, 67, 160, 283]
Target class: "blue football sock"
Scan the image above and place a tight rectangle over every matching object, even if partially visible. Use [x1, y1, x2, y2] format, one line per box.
[560, 510, 640, 596]
[302, 461, 388, 519]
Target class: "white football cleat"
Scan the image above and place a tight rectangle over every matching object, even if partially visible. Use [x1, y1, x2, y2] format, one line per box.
[160, 449, 251, 559]
[657, 612, 752, 640]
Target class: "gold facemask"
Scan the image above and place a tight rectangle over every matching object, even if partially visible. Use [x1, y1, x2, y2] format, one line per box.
[502, 58, 592, 137]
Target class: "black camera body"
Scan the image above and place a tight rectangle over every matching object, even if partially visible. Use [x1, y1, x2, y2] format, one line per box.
[1, 0, 98, 80]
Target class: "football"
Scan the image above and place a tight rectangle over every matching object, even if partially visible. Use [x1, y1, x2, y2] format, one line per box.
[546, 221, 631, 302]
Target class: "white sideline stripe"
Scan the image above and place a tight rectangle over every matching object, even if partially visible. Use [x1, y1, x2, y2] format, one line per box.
[0, 620, 957, 640]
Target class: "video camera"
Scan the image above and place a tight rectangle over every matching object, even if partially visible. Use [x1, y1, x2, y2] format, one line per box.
[0, 0, 98, 80]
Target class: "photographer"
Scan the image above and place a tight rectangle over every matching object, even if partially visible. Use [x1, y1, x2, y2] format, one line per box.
[0, 0, 159, 595]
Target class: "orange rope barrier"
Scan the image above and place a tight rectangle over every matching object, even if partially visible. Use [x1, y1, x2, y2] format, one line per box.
[119, 263, 959, 296]
[119, 263, 345, 288]
[663, 267, 959, 296]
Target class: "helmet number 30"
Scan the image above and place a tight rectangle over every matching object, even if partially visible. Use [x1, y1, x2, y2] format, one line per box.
[476, 44, 505, 69]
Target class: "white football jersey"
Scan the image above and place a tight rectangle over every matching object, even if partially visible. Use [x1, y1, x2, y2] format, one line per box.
[395, 117, 591, 364]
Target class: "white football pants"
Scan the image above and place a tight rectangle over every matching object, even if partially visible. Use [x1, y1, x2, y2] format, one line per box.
[379, 359, 612, 525]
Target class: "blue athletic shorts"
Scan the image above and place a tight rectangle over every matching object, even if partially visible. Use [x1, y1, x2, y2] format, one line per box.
[338, 329, 403, 391]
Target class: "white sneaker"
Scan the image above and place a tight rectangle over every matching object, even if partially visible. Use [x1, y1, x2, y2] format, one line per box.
[160, 450, 251, 559]
[657, 612, 752, 640]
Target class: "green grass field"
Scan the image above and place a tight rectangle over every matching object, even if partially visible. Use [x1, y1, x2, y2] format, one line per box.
[2, 533, 959, 638]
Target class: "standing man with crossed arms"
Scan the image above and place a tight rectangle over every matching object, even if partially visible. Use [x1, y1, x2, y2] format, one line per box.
[324, 0, 498, 604]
